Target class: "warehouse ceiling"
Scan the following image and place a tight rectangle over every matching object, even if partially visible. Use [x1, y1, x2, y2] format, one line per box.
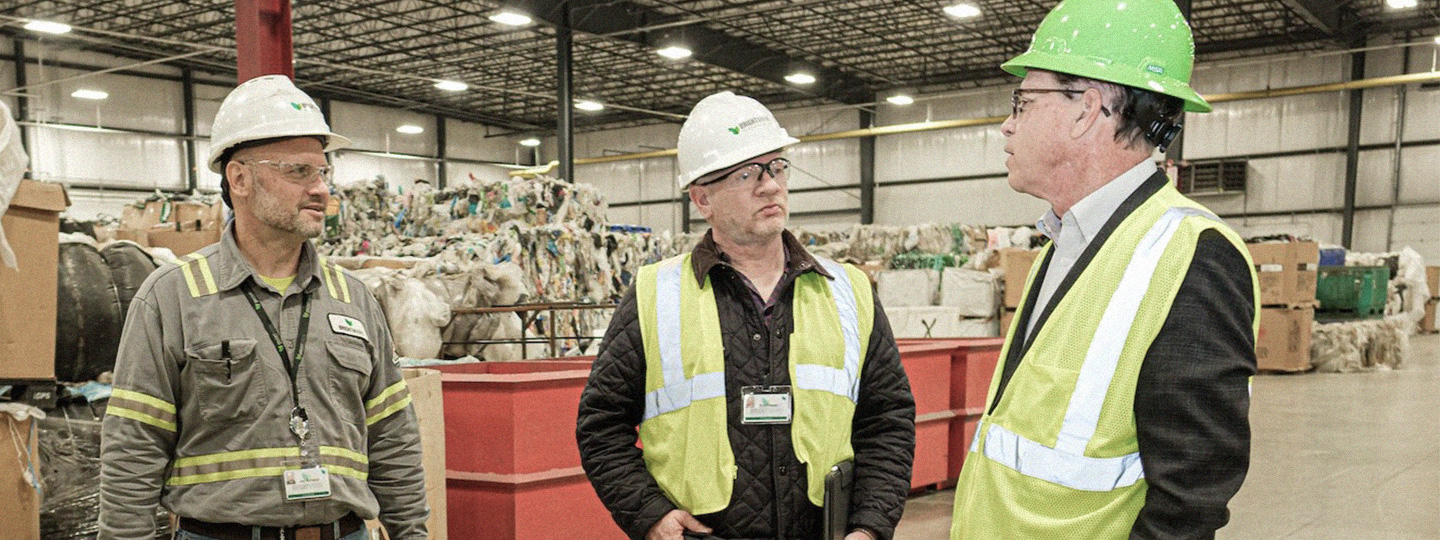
[1, 0, 1438, 134]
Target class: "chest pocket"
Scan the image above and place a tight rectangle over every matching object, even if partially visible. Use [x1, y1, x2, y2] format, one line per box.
[327, 339, 373, 424]
[184, 339, 268, 424]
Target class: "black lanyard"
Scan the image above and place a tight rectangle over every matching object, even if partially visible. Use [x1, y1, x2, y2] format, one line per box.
[240, 283, 312, 421]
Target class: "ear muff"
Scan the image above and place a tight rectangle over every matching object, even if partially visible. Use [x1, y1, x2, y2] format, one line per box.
[1146, 119, 1184, 153]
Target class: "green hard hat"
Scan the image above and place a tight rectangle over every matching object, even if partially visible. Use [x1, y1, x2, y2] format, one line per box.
[1002, 0, 1212, 113]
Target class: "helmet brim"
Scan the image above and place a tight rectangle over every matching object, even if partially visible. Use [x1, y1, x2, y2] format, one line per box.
[1002, 52, 1212, 113]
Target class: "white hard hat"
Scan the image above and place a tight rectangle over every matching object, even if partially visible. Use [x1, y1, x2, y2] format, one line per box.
[676, 91, 799, 187]
[206, 75, 351, 173]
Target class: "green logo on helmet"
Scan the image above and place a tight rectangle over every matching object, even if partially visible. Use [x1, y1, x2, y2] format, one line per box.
[728, 127, 741, 135]
[291, 103, 304, 111]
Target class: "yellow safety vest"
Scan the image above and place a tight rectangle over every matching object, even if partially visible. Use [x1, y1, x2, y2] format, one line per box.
[636, 253, 874, 513]
[950, 185, 1260, 539]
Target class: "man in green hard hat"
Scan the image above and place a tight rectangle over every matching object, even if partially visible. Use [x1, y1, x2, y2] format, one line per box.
[951, 1, 1260, 539]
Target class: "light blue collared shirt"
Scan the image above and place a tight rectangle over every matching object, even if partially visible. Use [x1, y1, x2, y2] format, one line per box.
[1024, 160, 1159, 344]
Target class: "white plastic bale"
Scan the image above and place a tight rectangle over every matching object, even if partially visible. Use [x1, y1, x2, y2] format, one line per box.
[1310, 316, 1409, 373]
[939, 268, 999, 318]
[876, 269, 939, 308]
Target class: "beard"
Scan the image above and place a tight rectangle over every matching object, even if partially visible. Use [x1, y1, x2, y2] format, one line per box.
[252, 180, 324, 239]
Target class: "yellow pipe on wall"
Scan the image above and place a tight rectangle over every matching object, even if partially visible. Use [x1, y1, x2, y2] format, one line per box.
[512, 70, 1440, 177]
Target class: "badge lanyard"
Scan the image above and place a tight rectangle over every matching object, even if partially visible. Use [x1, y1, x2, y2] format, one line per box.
[240, 284, 313, 454]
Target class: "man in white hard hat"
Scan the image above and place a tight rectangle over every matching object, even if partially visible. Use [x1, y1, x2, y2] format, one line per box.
[98, 75, 428, 540]
[578, 91, 916, 540]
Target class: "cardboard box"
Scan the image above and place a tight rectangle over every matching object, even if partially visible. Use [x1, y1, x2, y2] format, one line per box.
[1246, 241, 1318, 307]
[0, 180, 69, 379]
[1292, 241, 1319, 305]
[1427, 266, 1439, 299]
[0, 413, 40, 540]
[1256, 307, 1314, 372]
[1247, 243, 1288, 306]
[1422, 299, 1437, 334]
[998, 248, 1039, 308]
[402, 368, 448, 540]
[146, 223, 222, 257]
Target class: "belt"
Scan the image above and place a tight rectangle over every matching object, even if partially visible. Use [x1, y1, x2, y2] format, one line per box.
[178, 513, 364, 540]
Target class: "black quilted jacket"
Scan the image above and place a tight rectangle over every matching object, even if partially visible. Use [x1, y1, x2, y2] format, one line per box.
[576, 233, 916, 540]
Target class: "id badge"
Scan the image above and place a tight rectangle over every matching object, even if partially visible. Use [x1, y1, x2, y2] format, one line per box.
[283, 466, 332, 501]
[741, 386, 793, 425]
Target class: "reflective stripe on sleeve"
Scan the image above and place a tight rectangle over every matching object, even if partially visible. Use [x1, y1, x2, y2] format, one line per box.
[107, 388, 178, 432]
[365, 380, 411, 425]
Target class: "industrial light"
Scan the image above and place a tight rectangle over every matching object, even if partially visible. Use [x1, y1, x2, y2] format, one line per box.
[70, 89, 108, 100]
[785, 73, 816, 85]
[24, 20, 72, 34]
[1386, 0, 1418, 8]
[396, 124, 425, 134]
[1434, 35, 1440, 45]
[519, 138, 542, 147]
[657, 46, 693, 60]
[489, 10, 533, 26]
[434, 80, 468, 92]
[575, 100, 605, 111]
[943, 3, 982, 18]
[886, 94, 915, 106]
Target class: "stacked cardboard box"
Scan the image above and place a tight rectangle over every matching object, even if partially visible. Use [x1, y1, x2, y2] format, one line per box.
[1423, 266, 1438, 334]
[1247, 241, 1320, 372]
[996, 248, 1038, 339]
[1, 180, 69, 380]
[95, 199, 224, 256]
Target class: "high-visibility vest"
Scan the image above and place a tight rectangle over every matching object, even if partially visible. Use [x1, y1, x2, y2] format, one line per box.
[635, 253, 874, 513]
[950, 185, 1260, 539]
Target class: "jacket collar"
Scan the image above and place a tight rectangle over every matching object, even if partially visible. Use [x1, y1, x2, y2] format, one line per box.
[214, 220, 325, 293]
[689, 229, 832, 287]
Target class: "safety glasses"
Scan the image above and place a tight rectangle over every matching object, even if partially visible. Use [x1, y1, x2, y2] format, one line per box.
[696, 157, 791, 187]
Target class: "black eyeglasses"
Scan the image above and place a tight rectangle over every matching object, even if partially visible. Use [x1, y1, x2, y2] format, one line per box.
[1011, 88, 1112, 118]
[696, 157, 791, 187]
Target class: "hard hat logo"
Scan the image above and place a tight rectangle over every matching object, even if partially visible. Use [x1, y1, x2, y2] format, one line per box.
[728, 127, 741, 135]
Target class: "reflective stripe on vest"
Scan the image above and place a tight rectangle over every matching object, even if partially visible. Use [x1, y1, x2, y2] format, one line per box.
[642, 259, 727, 421]
[800, 258, 862, 403]
[979, 207, 1217, 491]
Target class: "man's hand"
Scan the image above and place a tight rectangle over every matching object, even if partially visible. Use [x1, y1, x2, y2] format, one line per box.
[646, 510, 713, 540]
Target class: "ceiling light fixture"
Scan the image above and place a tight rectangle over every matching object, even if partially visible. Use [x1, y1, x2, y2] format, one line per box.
[396, 125, 425, 134]
[519, 138, 542, 147]
[489, 10, 533, 26]
[575, 100, 605, 111]
[24, 20, 72, 34]
[657, 46, 693, 60]
[70, 89, 108, 100]
[785, 73, 817, 85]
[943, 3, 982, 18]
[1386, 0, 1418, 8]
[886, 94, 915, 106]
[434, 80, 468, 92]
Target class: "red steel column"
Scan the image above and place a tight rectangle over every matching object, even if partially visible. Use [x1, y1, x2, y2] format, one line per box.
[235, 0, 294, 82]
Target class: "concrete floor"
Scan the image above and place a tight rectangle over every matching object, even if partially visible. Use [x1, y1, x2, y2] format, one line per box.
[895, 332, 1440, 540]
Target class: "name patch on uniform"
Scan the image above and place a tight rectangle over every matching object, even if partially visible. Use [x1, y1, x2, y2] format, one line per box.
[328, 314, 369, 342]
